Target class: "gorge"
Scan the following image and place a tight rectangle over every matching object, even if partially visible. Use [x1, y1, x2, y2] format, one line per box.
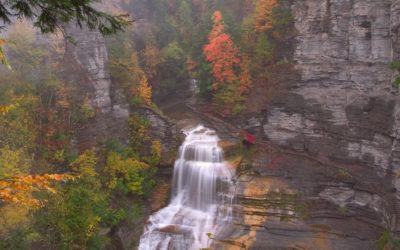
[1, 0, 400, 249]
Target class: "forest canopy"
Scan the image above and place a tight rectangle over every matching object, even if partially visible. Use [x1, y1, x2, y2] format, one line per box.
[0, 0, 131, 35]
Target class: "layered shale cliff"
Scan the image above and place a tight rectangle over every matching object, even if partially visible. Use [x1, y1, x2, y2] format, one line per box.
[225, 0, 400, 249]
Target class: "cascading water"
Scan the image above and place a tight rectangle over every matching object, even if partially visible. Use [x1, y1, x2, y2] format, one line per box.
[139, 125, 234, 250]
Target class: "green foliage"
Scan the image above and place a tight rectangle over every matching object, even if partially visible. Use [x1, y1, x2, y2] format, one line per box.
[0, 227, 35, 250]
[105, 138, 131, 158]
[0, 1, 131, 35]
[104, 151, 154, 196]
[271, 3, 294, 33]
[145, 140, 162, 166]
[71, 150, 98, 178]
[35, 181, 111, 249]
[376, 231, 400, 250]
[125, 203, 143, 222]
[0, 96, 38, 151]
[389, 61, 400, 70]
[162, 42, 185, 61]
[389, 61, 400, 88]
[254, 34, 275, 67]
[34, 151, 113, 249]
[0, 146, 30, 178]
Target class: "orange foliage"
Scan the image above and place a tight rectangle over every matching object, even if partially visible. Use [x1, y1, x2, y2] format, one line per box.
[254, 0, 278, 32]
[138, 75, 152, 106]
[239, 56, 252, 94]
[140, 46, 162, 79]
[203, 11, 241, 90]
[0, 174, 74, 207]
[0, 38, 7, 66]
[56, 84, 71, 109]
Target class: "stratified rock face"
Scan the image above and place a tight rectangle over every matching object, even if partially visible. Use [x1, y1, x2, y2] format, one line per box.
[237, 0, 400, 232]
[263, 0, 398, 172]
[64, 27, 131, 149]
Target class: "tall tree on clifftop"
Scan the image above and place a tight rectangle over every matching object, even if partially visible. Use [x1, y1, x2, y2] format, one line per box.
[203, 11, 241, 91]
[203, 11, 252, 114]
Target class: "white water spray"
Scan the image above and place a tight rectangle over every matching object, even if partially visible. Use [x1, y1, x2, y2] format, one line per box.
[139, 125, 234, 250]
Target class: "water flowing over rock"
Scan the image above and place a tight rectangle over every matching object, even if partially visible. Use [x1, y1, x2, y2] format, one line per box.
[139, 125, 234, 250]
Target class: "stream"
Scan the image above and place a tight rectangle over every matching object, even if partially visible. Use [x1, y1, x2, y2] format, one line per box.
[139, 82, 237, 249]
[138, 125, 235, 249]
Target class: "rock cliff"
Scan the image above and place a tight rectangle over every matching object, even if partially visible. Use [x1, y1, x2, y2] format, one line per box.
[63, 27, 131, 150]
[63, 27, 179, 156]
[229, 0, 400, 248]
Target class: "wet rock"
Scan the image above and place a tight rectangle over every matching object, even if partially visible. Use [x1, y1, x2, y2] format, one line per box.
[216, 143, 386, 249]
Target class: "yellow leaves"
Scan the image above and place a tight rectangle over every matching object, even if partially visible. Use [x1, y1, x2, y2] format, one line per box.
[138, 76, 152, 106]
[151, 140, 162, 160]
[109, 47, 153, 106]
[148, 140, 162, 166]
[0, 38, 11, 69]
[0, 174, 74, 207]
[0, 96, 37, 116]
[0, 103, 18, 115]
[104, 151, 149, 193]
[140, 46, 162, 79]
[239, 56, 253, 94]
[0, 147, 30, 178]
[0, 38, 5, 61]
[129, 115, 149, 140]
[71, 150, 98, 177]
[254, 0, 278, 32]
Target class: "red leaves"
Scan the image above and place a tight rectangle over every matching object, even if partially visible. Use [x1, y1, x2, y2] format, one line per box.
[203, 11, 241, 90]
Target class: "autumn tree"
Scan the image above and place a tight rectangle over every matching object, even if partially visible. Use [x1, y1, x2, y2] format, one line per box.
[203, 11, 252, 114]
[203, 11, 241, 91]
[0, 146, 73, 207]
[108, 39, 153, 106]
[0, 39, 10, 69]
[254, 0, 279, 32]
[140, 45, 163, 79]
[137, 74, 153, 106]
[34, 150, 116, 249]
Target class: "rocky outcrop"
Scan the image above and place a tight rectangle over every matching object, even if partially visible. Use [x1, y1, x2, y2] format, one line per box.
[238, 0, 400, 237]
[64, 27, 179, 156]
[214, 143, 387, 249]
[63, 27, 130, 150]
[134, 107, 181, 166]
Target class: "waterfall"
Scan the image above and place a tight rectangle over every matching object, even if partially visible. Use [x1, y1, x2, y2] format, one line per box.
[139, 125, 234, 250]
